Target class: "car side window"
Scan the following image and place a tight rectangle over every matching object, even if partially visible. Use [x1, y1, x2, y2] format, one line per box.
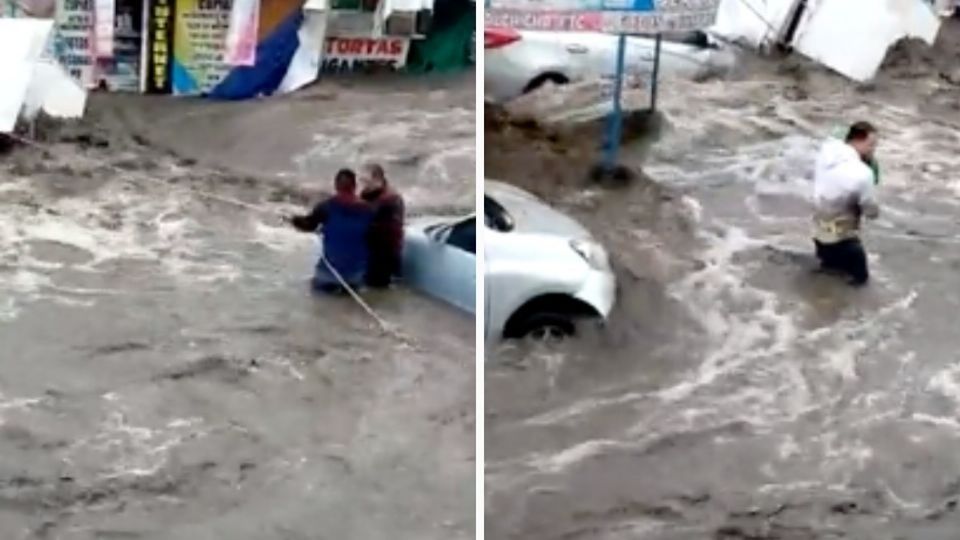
[484, 196, 514, 232]
[446, 218, 476, 254]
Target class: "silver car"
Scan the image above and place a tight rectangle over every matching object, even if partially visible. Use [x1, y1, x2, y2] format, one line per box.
[402, 214, 476, 314]
[484, 27, 736, 103]
[484, 181, 616, 341]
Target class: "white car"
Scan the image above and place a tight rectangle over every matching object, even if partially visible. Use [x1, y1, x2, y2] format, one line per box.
[484, 180, 616, 341]
[402, 213, 476, 314]
[484, 27, 736, 103]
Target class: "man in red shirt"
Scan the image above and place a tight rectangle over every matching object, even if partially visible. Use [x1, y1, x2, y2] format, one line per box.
[360, 163, 405, 288]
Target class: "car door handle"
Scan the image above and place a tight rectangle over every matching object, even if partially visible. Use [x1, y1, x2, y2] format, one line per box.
[565, 44, 588, 54]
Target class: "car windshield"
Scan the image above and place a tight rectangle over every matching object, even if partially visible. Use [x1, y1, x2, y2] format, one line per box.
[484, 195, 514, 232]
[447, 218, 476, 254]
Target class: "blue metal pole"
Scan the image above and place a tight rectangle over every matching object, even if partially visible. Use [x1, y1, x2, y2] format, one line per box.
[650, 32, 662, 111]
[603, 33, 627, 170]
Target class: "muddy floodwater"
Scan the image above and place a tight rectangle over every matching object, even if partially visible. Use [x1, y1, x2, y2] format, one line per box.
[0, 75, 474, 539]
[486, 21, 960, 540]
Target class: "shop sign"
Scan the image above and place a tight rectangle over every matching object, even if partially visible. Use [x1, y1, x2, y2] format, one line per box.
[485, 0, 720, 33]
[484, 9, 601, 31]
[320, 37, 410, 73]
[145, 0, 174, 93]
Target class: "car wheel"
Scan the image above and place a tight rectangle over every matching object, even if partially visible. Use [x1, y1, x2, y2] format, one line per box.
[513, 312, 576, 341]
[522, 73, 569, 94]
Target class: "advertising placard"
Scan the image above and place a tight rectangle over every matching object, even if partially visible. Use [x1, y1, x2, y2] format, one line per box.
[484, 9, 601, 31]
[599, 7, 719, 33]
[320, 37, 410, 73]
[172, 0, 232, 94]
[55, 0, 96, 85]
[145, 0, 174, 92]
[486, 0, 720, 33]
[93, 0, 115, 57]
[224, 0, 259, 66]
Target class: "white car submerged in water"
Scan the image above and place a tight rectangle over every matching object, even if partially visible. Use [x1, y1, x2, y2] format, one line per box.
[484, 27, 736, 103]
[484, 181, 616, 341]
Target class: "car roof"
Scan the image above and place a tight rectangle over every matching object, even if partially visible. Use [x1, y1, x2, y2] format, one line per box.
[485, 180, 540, 202]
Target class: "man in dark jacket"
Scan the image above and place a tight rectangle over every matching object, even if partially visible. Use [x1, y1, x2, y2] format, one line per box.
[359, 163, 405, 288]
[289, 169, 374, 294]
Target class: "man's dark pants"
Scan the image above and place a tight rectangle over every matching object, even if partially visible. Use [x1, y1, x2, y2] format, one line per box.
[814, 237, 869, 285]
[365, 247, 400, 288]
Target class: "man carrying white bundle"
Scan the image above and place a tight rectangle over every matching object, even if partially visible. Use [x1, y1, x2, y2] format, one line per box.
[812, 121, 881, 286]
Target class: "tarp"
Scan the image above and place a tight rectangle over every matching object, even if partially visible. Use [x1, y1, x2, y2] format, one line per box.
[0, 18, 86, 133]
[792, 0, 941, 82]
[23, 59, 88, 120]
[711, 0, 798, 49]
[711, 0, 943, 82]
[277, 0, 329, 93]
[208, 9, 305, 99]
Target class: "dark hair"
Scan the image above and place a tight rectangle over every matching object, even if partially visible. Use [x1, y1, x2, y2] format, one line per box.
[845, 121, 877, 142]
[365, 163, 385, 180]
[335, 168, 356, 191]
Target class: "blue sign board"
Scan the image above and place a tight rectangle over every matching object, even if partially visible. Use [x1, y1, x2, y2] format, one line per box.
[599, 0, 654, 11]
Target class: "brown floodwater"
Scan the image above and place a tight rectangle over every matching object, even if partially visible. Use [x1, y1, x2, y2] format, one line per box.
[0, 73, 475, 540]
[486, 20, 960, 540]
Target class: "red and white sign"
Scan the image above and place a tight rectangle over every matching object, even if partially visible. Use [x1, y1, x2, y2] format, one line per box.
[485, 9, 602, 32]
[485, 0, 721, 33]
[324, 37, 410, 63]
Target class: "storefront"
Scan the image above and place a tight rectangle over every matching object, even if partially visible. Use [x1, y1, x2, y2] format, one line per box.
[3, 0, 468, 98]
[144, 0, 426, 95]
[3, 0, 145, 90]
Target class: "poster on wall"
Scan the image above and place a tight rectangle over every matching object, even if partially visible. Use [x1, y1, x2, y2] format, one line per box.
[55, 0, 96, 85]
[172, 0, 232, 95]
[320, 36, 410, 74]
[145, 0, 174, 92]
[93, 0, 115, 57]
[224, 0, 259, 66]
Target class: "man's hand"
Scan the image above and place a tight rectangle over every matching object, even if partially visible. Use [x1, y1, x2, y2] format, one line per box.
[288, 214, 307, 231]
[863, 155, 880, 185]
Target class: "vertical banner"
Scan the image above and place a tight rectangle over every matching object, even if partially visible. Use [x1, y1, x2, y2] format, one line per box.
[145, 0, 174, 93]
[93, 0, 115, 57]
[172, 0, 232, 95]
[277, 1, 326, 93]
[224, 0, 259, 66]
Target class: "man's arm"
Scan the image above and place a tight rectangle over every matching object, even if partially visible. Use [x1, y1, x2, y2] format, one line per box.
[857, 174, 880, 219]
[372, 193, 404, 224]
[290, 200, 328, 232]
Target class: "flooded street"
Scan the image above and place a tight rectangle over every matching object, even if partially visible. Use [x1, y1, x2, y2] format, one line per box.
[0, 74, 474, 539]
[486, 21, 960, 540]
